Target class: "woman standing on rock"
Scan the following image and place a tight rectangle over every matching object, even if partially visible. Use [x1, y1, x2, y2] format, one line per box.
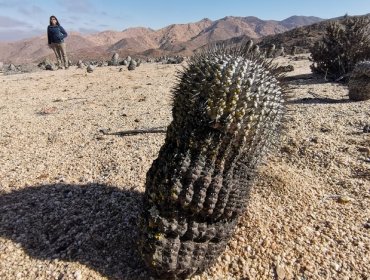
[47, 15, 69, 69]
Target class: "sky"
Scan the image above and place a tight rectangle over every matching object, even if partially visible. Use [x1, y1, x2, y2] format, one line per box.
[0, 0, 369, 41]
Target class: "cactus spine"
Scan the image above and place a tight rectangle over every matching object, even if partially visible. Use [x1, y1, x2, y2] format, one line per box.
[139, 43, 285, 279]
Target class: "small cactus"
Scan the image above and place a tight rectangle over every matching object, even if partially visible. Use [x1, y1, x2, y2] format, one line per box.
[266, 44, 276, 58]
[120, 59, 128, 66]
[139, 43, 285, 279]
[245, 39, 254, 53]
[275, 46, 285, 57]
[348, 61, 370, 101]
[86, 64, 94, 73]
[251, 44, 260, 55]
[291, 46, 298, 56]
[110, 53, 119, 66]
[77, 60, 84, 69]
[128, 60, 137, 71]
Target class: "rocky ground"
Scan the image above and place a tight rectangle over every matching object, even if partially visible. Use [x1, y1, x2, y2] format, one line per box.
[0, 55, 369, 280]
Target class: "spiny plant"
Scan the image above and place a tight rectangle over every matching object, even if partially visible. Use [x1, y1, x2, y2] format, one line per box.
[348, 61, 370, 101]
[139, 41, 286, 279]
[109, 52, 119, 66]
[128, 59, 137, 71]
[266, 44, 276, 58]
[291, 46, 298, 55]
[310, 15, 370, 82]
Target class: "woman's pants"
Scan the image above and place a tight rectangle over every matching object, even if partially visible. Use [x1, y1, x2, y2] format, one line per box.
[51, 42, 68, 68]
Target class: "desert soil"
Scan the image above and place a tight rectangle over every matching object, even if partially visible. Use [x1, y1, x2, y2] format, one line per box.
[0, 56, 369, 280]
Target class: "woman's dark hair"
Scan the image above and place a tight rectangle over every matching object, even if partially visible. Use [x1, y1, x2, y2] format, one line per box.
[49, 15, 60, 26]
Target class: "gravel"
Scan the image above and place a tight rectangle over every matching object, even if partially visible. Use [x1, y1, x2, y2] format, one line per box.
[0, 57, 369, 279]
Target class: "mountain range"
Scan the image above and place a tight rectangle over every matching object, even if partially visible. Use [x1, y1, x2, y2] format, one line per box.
[0, 15, 324, 64]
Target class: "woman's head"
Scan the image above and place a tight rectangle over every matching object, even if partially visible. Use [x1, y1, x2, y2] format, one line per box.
[49, 15, 60, 26]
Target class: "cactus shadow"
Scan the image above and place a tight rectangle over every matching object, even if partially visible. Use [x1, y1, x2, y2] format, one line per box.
[0, 183, 150, 279]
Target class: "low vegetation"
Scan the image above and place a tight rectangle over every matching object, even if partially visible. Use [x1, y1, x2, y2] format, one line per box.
[310, 15, 370, 81]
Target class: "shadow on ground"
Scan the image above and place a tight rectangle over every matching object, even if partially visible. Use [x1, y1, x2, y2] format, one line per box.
[0, 183, 151, 279]
[287, 97, 351, 105]
[283, 73, 330, 85]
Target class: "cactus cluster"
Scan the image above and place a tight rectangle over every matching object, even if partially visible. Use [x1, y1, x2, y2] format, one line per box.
[139, 42, 286, 279]
[265, 44, 286, 58]
[310, 16, 370, 82]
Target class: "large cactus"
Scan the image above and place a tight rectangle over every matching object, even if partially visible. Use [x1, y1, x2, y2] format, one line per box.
[139, 42, 286, 279]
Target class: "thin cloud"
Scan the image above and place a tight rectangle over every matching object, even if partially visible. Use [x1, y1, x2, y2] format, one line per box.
[113, 15, 126, 20]
[63, 19, 75, 25]
[0, 0, 23, 8]
[18, 5, 45, 16]
[57, 0, 95, 14]
[0, 28, 44, 41]
[84, 19, 97, 25]
[0, 16, 24, 28]
[69, 16, 80, 21]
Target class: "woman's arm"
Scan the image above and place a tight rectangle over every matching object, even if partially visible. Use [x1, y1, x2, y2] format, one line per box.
[59, 26, 68, 39]
[47, 27, 51, 44]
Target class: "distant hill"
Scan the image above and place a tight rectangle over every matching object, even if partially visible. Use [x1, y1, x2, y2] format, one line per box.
[258, 14, 370, 53]
[0, 15, 324, 64]
[279, 15, 323, 29]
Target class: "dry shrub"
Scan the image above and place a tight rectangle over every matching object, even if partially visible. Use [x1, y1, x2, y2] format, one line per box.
[310, 16, 370, 82]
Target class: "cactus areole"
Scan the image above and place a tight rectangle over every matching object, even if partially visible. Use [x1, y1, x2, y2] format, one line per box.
[139, 43, 285, 279]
